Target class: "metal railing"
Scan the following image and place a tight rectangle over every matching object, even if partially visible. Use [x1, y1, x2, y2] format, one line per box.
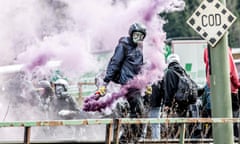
[1, 118, 240, 144]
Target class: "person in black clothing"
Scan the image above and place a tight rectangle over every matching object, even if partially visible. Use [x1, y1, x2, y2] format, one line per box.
[52, 78, 81, 119]
[163, 54, 189, 117]
[141, 80, 164, 140]
[95, 22, 149, 143]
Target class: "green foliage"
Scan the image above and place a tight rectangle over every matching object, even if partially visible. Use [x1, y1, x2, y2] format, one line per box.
[160, 0, 240, 47]
[227, 0, 240, 47]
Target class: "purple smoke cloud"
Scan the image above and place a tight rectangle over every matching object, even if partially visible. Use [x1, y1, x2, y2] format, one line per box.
[82, 0, 185, 112]
[0, 0, 185, 118]
[0, 0, 186, 139]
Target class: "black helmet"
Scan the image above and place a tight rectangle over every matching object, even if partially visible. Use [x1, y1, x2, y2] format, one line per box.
[128, 23, 146, 38]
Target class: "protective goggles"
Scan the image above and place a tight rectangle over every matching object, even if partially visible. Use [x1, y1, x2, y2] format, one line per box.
[132, 31, 145, 43]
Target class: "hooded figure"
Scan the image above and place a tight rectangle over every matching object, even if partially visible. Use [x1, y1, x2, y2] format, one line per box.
[95, 22, 147, 143]
[163, 54, 189, 116]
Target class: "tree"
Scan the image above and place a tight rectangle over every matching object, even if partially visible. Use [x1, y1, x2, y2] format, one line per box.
[160, 0, 240, 47]
[227, 0, 240, 48]
[159, 0, 201, 39]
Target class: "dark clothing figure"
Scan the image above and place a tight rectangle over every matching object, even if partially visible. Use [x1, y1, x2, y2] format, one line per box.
[120, 89, 144, 143]
[150, 81, 164, 107]
[201, 84, 212, 138]
[103, 35, 145, 119]
[202, 84, 211, 114]
[143, 80, 164, 112]
[52, 79, 80, 119]
[164, 61, 189, 117]
[106, 36, 145, 143]
[164, 54, 202, 139]
[98, 23, 147, 143]
[142, 80, 164, 140]
[103, 37, 143, 85]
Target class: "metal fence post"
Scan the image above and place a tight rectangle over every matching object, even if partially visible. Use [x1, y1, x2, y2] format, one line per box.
[179, 123, 186, 144]
[105, 123, 113, 144]
[113, 118, 120, 144]
[238, 122, 240, 144]
[24, 126, 31, 144]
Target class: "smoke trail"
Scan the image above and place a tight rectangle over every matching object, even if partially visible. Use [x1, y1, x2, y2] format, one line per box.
[83, 62, 163, 112]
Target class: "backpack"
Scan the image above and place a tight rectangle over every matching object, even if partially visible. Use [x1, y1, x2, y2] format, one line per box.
[173, 70, 198, 105]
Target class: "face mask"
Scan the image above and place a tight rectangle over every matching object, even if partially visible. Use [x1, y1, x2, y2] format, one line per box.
[132, 32, 145, 43]
[55, 85, 65, 98]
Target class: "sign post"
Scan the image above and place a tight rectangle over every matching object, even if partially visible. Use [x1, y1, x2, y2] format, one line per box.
[187, 0, 237, 143]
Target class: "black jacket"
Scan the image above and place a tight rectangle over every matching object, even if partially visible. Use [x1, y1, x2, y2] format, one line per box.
[163, 62, 185, 107]
[150, 80, 164, 107]
[104, 37, 143, 85]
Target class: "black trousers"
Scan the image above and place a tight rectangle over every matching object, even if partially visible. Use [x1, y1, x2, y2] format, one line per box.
[119, 88, 145, 143]
[232, 93, 240, 137]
